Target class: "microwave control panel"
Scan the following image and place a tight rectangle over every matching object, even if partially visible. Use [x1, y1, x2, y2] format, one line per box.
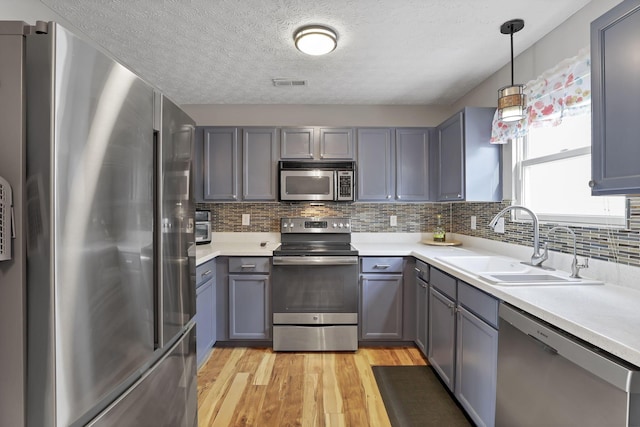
[336, 171, 354, 201]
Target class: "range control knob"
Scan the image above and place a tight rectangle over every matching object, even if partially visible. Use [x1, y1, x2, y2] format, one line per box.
[338, 223, 344, 228]
[283, 223, 288, 228]
[345, 223, 350, 228]
[333, 223, 338, 228]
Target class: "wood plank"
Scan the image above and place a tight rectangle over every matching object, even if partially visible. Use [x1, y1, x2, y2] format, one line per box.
[211, 372, 249, 427]
[353, 350, 392, 427]
[322, 353, 343, 415]
[253, 351, 276, 386]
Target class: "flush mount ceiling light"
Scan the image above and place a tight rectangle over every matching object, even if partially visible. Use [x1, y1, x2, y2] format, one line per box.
[294, 25, 337, 56]
[498, 19, 526, 122]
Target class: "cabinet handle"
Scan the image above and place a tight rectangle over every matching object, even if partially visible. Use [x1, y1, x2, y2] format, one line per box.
[588, 180, 595, 188]
[414, 267, 420, 273]
[386, 195, 392, 199]
[374, 264, 391, 269]
[241, 264, 256, 269]
[201, 269, 212, 277]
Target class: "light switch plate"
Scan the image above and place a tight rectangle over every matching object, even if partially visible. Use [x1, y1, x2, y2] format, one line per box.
[470, 216, 477, 230]
[390, 215, 397, 226]
[242, 214, 250, 226]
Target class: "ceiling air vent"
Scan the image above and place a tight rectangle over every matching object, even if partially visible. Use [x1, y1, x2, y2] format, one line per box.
[272, 78, 307, 87]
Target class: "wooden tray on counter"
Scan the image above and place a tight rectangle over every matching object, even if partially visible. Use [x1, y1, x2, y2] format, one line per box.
[421, 240, 462, 246]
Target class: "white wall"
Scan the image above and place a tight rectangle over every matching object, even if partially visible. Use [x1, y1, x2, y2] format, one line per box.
[182, 104, 453, 127]
[452, 0, 623, 110]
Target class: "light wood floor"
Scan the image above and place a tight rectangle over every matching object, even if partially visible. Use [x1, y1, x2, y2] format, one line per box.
[197, 346, 427, 427]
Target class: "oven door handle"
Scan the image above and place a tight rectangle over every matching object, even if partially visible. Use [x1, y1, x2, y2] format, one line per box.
[272, 256, 359, 266]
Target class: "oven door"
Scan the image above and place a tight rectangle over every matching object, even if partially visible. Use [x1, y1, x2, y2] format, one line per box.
[279, 170, 335, 201]
[272, 256, 358, 321]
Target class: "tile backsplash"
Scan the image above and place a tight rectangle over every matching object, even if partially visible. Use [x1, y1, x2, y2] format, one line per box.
[197, 197, 640, 268]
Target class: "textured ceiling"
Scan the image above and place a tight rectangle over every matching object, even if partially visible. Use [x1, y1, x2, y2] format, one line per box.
[38, 0, 592, 105]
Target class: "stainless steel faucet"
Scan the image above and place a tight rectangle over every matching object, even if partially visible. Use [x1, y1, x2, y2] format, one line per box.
[547, 226, 589, 278]
[489, 205, 550, 269]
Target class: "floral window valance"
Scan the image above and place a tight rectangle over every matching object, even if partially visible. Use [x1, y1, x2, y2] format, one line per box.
[490, 48, 591, 144]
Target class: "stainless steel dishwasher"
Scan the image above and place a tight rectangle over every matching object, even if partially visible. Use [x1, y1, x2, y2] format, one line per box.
[496, 303, 640, 427]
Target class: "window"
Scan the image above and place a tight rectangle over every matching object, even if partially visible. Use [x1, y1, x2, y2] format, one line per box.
[514, 113, 626, 226]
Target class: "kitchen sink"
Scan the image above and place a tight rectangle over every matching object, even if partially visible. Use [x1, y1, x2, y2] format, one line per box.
[435, 255, 531, 275]
[479, 272, 603, 286]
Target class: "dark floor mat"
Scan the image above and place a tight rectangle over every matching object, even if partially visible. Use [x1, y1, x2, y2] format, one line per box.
[372, 366, 472, 427]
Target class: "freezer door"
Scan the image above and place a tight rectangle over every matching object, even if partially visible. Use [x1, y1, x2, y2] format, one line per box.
[25, 24, 156, 426]
[87, 324, 197, 427]
[158, 95, 196, 346]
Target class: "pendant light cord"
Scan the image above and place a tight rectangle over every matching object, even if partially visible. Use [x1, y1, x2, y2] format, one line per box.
[510, 27, 515, 86]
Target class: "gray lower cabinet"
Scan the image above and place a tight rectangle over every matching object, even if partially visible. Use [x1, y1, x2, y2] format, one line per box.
[360, 257, 405, 340]
[428, 285, 456, 390]
[428, 267, 499, 427]
[591, 0, 640, 195]
[356, 128, 432, 201]
[228, 257, 271, 340]
[360, 274, 404, 340]
[455, 305, 498, 427]
[415, 260, 429, 357]
[436, 107, 500, 202]
[195, 260, 216, 367]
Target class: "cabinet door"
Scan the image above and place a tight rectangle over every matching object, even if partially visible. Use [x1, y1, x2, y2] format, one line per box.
[243, 128, 278, 200]
[228, 274, 270, 339]
[455, 306, 498, 427]
[356, 128, 394, 201]
[360, 274, 403, 340]
[202, 127, 239, 200]
[281, 127, 314, 159]
[196, 279, 215, 367]
[320, 128, 354, 159]
[437, 112, 464, 201]
[591, 1, 640, 195]
[395, 128, 430, 201]
[415, 278, 428, 356]
[428, 287, 456, 392]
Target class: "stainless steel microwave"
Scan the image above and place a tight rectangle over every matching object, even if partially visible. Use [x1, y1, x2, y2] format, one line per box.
[279, 161, 355, 202]
[195, 210, 211, 244]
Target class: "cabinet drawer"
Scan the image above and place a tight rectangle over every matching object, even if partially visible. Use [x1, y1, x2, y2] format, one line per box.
[361, 257, 404, 273]
[228, 257, 270, 273]
[458, 281, 498, 328]
[430, 267, 456, 300]
[196, 260, 215, 287]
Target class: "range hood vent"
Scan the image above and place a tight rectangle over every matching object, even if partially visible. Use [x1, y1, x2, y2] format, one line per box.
[272, 78, 307, 87]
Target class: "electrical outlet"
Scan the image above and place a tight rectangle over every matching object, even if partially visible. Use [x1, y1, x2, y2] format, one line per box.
[242, 214, 250, 226]
[390, 215, 397, 226]
[470, 216, 477, 230]
[494, 217, 505, 233]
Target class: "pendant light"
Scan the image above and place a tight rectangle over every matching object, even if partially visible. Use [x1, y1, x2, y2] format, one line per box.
[294, 26, 337, 56]
[498, 19, 526, 122]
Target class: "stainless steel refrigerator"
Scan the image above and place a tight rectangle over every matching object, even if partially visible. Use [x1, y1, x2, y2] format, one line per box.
[0, 21, 197, 427]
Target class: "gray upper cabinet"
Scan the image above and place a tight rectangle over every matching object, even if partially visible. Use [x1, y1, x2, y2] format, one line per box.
[319, 127, 354, 159]
[198, 126, 278, 201]
[281, 127, 354, 159]
[243, 127, 278, 200]
[357, 128, 394, 201]
[396, 128, 431, 201]
[281, 127, 314, 159]
[356, 128, 431, 202]
[591, 1, 640, 195]
[436, 107, 501, 202]
[202, 127, 239, 201]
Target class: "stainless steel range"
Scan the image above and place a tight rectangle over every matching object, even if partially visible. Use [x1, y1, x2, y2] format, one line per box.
[272, 217, 359, 351]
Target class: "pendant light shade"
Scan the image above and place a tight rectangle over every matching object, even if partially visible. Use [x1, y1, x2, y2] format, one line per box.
[294, 26, 337, 56]
[498, 19, 526, 122]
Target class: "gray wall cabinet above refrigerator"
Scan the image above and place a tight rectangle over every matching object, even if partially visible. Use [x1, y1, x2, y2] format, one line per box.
[590, 0, 640, 196]
[436, 107, 501, 202]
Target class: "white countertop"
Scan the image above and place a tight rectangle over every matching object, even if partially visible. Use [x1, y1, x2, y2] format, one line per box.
[196, 232, 640, 367]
